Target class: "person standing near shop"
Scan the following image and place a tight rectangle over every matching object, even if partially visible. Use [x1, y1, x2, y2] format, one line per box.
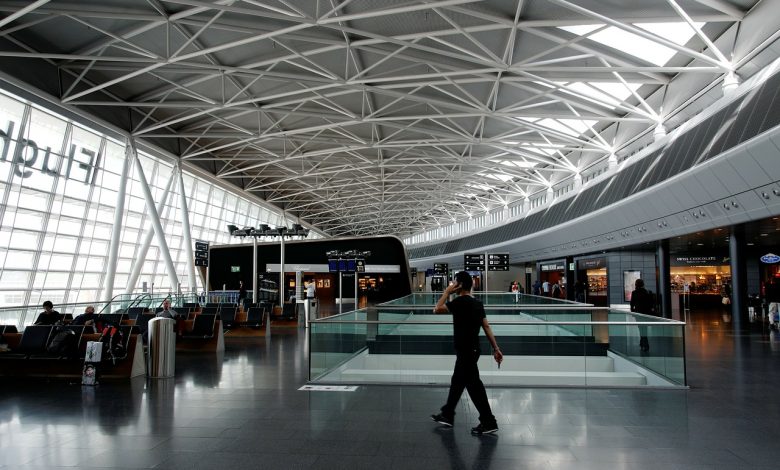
[532, 279, 542, 296]
[574, 280, 586, 303]
[431, 271, 503, 436]
[542, 279, 550, 296]
[630, 279, 655, 352]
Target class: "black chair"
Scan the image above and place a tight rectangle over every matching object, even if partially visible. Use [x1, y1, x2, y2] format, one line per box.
[1, 324, 18, 333]
[135, 314, 154, 334]
[220, 308, 237, 329]
[0, 325, 53, 359]
[127, 307, 146, 320]
[182, 314, 216, 338]
[99, 313, 126, 326]
[281, 303, 297, 320]
[183, 302, 200, 308]
[31, 325, 85, 359]
[245, 307, 264, 328]
[201, 307, 219, 316]
[206, 303, 220, 308]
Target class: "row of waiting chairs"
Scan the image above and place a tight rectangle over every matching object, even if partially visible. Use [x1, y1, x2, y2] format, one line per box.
[0, 324, 136, 360]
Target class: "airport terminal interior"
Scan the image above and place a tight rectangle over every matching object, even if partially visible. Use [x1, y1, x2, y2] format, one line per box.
[1, 0, 780, 468]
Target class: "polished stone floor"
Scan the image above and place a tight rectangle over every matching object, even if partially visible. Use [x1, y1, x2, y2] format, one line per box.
[2, 310, 780, 469]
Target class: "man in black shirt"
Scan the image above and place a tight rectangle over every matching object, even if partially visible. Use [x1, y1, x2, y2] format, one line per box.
[431, 271, 503, 435]
[72, 305, 96, 327]
[33, 300, 63, 325]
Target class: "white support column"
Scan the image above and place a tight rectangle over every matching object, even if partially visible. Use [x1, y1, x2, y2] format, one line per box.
[125, 161, 177, 294]
[177, 164, 197, 293]
[102, 140, 133, 302]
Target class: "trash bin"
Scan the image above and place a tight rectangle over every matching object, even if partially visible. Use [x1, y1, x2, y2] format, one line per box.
[147, 317, 175, 378]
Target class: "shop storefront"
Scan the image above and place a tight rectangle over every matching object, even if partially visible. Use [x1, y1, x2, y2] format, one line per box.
[671, 255, 731, 309]
[576, 257, 608, 306]
[538, 260, 566, 297]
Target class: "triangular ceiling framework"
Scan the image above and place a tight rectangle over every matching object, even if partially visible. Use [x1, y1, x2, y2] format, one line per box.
[0, 0, 755, 236]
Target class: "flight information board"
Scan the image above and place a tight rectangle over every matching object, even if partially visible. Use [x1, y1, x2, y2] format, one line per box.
[464, 253, 485, 272]
[488, 253, 509, 271]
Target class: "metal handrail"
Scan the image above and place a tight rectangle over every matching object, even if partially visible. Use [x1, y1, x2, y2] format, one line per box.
[309, 319, 686, 325]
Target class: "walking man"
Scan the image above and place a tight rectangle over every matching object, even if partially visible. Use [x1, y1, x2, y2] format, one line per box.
[431, 271, 503, 435]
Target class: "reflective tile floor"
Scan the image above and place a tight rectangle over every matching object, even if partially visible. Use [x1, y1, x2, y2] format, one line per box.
[2, 311, 780, 469]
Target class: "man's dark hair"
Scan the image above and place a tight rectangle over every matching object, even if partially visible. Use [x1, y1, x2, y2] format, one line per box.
[454, 271, 473, 291]
[43, 300, 53, 308]
[635, 279, 645, 289]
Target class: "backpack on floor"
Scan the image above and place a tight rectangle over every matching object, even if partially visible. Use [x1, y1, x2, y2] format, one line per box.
[99, 326, 126, 364]
[47, 327, 77, 357]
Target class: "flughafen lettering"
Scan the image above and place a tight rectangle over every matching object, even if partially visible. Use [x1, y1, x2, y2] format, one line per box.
[0, 121, 99, 185]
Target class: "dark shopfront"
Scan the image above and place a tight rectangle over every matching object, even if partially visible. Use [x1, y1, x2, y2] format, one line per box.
[538, 260, 566, 297]
[576, 257, 608, 306]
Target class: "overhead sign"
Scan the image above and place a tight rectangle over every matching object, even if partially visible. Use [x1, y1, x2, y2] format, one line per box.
[464, 254, 485, 272]
[433, 263, 448, 275]
[488, 253, 509, 271]
[194, 240, 209, 267]
[761, 253, 780, 264]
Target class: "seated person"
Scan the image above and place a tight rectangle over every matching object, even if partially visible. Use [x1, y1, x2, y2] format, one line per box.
[34, 300, 63, 325]
[71, 305, 97, 327]
[156, 299, 177, 319]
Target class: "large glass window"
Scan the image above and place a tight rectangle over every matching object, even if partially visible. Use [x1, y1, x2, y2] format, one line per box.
[0, 87, 320, 307]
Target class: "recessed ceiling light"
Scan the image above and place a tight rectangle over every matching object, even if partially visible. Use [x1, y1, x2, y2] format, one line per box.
[760, 233, 768, 237]
[696, 243, 704, 246]
[747, 243, 755, 246]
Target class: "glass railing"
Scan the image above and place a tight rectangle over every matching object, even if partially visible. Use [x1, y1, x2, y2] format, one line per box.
[0, 292, 204, 329]
[379, 292, 583, 307]
[309, 306, 686, 388]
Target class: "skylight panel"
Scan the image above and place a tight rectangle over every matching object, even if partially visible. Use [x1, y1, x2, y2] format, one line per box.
[536, 118, 597, 137]
[466, 183, 494, 192]
[558, 81, 641, 108]
[560, 22, 701, 67]
[482, 173, 514, 182]
[497, 160, 537, 169]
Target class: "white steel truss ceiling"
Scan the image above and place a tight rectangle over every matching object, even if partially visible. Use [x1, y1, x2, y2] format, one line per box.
[0, 0, 761, 237]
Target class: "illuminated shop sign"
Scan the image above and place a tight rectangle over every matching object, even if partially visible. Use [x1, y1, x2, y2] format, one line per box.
[540, 263, 565, 271]
[0, 121, 100, 185]
[671, 256, 728, 266]
[761, 253, 780, 264]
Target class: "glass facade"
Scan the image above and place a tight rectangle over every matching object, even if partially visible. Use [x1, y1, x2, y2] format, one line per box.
[0, 88, 316, 307]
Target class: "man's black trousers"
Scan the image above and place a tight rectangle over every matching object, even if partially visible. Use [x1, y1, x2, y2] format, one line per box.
[441, 349, 495, 425]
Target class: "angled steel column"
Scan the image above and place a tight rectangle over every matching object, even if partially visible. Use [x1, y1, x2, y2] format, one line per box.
[177, 164, 197, 292]
[125, 154, 177, 294]
[102, 140, 133, 302]
[133, 148, 179, 291]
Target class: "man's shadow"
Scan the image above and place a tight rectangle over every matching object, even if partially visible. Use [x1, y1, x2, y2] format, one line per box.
[433, 425, 498, 470]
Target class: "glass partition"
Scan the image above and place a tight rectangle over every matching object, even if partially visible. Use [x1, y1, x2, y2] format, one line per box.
[310, 305, 686, 388]
[379, 292, 583, 307]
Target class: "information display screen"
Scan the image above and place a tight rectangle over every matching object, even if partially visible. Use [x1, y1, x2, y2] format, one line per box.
[328, 260, 339, 272]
